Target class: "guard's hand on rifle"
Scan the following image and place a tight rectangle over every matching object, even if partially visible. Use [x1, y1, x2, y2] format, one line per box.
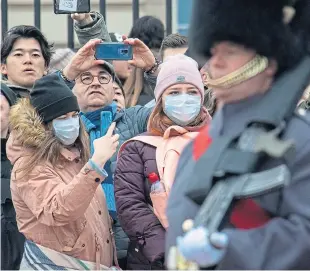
[122, 36, 155, 71]
[63, 39, 105, 81]
[176, 227, 228, 268]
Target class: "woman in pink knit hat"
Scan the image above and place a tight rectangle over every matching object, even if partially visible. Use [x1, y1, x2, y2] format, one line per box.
[114, 54, 211, 270]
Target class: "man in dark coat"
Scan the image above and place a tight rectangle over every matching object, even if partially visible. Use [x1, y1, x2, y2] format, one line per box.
[166, 0, 310, 269]
[1, 83, 25, 270]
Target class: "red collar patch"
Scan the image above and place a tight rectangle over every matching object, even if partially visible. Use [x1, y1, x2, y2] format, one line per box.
[193, 125, 212, 161]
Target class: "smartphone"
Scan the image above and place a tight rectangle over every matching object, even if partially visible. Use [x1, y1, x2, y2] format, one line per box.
[95, 43, 133, 61]
[100, 111, 113, 136]
[54, 0, 90, 14]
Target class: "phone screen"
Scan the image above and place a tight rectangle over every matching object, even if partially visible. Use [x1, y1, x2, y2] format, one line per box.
[95, 43, 133, 61]
[54, 0, 90, 14]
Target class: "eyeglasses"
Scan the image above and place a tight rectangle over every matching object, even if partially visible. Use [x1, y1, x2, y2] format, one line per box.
[80, 72, 111, 85]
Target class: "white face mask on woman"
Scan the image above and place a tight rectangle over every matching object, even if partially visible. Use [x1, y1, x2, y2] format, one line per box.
[163, 94, 201, 126]
[52, 116, 80, 146]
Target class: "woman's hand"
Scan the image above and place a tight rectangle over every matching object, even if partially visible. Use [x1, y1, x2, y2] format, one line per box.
[62, 39, 104, 81]
[122, 35, 155, 71]
[91, 122, 120, 168]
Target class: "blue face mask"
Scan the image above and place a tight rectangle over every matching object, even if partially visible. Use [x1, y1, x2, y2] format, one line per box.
[163, 94, 201, 126]
[52, 116, 80, 146]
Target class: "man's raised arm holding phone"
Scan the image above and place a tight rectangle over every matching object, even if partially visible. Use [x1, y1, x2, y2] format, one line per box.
[72, 12, 112, 46]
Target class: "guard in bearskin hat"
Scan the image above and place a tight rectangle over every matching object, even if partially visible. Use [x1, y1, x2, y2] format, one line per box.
[166, 0, 310, 269]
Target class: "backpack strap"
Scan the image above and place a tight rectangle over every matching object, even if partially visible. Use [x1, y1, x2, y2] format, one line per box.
[117, 134, 163, 161]
[156, 132, 199, 190]
[118, 130, 199, 189]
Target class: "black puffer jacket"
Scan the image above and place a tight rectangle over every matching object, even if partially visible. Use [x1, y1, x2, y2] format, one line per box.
[1, 138, 25, 270]
[115, 140, 165, 270]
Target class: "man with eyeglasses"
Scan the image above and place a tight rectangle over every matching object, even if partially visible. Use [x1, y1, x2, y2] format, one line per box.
[59, 41, 151, 269]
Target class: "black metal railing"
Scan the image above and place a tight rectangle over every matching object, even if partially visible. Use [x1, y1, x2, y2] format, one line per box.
[1, 0, 173, 48]
[34, 0, 41, 29]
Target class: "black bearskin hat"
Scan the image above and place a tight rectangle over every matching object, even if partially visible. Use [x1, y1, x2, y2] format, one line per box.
[189, 0, 310, 73]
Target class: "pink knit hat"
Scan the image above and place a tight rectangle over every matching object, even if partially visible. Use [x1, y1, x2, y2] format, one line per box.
[154, 54, 204, 101]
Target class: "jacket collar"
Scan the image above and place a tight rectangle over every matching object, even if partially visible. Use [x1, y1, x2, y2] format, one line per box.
[80, 102, 118, 132]
[4, 82, 31, 98]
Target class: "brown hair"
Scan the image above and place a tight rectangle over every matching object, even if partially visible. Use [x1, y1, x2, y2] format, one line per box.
[123, 67, 145, 107]
[147, 96, 207, 136]
[123, 49, 161, 107]
[17, 119, 90, 177]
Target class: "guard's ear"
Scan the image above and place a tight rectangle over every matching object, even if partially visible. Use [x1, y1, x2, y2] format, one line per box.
[265, 59, 278, 77]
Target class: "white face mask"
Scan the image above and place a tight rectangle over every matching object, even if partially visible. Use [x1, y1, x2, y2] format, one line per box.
[163, 94, 201, 126]
[52, 116, 80, 146]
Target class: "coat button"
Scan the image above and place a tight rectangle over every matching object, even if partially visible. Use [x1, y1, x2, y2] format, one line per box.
[98, 210, 102, 215]
[95, 178, 100, 183]
[106, 239, 110, 244]
[82, 244, 85, 247]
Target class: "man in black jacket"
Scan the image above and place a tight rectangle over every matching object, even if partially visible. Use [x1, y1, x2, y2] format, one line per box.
[1, 25, 53, 98]
[1, 83, 25, 270]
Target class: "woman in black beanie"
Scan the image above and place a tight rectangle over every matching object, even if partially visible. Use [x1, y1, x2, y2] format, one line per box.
[6, 40, 121, 269]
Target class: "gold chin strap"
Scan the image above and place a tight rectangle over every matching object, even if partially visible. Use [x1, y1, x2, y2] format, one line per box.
[205, 55, 269, 89]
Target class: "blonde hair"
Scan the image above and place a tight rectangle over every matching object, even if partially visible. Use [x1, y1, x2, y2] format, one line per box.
[123, 67, 144, 107]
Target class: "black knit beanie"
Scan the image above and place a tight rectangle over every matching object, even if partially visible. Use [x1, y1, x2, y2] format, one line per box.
[30, 73, 79, 123]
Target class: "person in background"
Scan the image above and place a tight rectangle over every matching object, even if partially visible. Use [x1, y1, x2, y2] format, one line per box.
[159, 33, 188, 61]
[122, 16, 164, 106]
[115, 54, 212, 270]
[49, 48, 75, 74]
[113, 76, 126, 112]
[128, 15, 164, 60]
[61, 38, 152, 269]
[7, 69, 119, 270]
[1, 25, 53, 98]
[199, 61, 217, 116]
[1, 83, 25, 270]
